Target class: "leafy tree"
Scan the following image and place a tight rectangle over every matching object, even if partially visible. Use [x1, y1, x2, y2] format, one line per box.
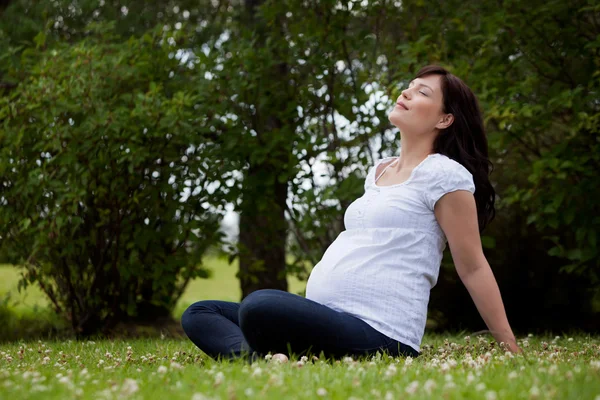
[0, 23, 226, 334]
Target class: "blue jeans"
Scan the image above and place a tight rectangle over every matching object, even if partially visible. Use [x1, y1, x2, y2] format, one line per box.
[181, 289, 419, 361]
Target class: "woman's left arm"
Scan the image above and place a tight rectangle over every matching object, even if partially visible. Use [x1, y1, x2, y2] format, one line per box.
[435, 190, 522, 353]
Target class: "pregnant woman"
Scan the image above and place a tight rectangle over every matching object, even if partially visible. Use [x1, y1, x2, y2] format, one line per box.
[181, 65, 521, 361]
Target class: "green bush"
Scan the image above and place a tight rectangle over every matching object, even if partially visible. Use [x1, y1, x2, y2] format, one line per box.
[0, 24, 226, 336]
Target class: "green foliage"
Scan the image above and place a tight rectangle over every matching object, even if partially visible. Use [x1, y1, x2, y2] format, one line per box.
[0, 23, 226, 335]
[1, 0, 599, 333]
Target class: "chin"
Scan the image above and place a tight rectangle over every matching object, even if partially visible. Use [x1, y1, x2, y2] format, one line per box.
[388, 110, 405, 129]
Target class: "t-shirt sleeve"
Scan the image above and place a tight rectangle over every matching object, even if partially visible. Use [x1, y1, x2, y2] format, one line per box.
[424, 164, 476, 211]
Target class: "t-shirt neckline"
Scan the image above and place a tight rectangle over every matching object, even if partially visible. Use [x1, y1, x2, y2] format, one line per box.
[373, 153, 439, 189]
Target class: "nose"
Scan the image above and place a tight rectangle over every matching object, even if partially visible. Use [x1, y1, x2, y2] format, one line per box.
[401, 88, 411, 100]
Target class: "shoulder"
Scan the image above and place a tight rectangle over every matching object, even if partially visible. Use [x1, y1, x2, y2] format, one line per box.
[424, 154, 473, 181]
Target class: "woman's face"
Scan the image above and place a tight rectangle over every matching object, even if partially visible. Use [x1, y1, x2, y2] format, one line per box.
[388, 74, 453, 136]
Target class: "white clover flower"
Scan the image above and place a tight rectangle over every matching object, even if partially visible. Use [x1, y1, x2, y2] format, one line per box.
[590, 360, 600, 370]
[42, 356, 50, 365]
[530, 385, 540, 398]
[485, 390, 497, 400]
[244, 388, 254, 396]
[384, 391, 394, 400]
[264, 354, 273, 361]
[405, 381, 419, 394]
[466, 373, 475, 384]
[508, 371, 518, 379]
[58, 376, 70, 384]
[385, 364, 397, 377]
[444, 381, 456, 390]
[404, 356, 413, 366]
[424, 379, 437, 393]
[170, 362, 183, 370]
[343, 356, 354, 364]
[300, 356, 308, 363]
[191, 393, 210, 400]
[317, 388, 327, 396]
[251, 367, 262, 377]
[214, 371, 225, 386]
[157, 365, 168, 374]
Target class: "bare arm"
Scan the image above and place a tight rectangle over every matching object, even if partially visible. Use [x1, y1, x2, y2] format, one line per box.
[435, 190, 522, 353]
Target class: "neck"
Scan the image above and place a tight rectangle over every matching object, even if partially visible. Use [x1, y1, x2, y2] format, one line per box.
[397, 132, 435, 167]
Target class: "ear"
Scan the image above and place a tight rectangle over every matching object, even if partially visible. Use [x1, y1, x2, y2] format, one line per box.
[435, 113, 454, 130]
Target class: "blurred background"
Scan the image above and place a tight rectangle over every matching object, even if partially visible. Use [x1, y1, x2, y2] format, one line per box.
[0, 0, 598, 341]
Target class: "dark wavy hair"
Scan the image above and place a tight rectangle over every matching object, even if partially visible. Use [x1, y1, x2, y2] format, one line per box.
[414, 65, 496, 232]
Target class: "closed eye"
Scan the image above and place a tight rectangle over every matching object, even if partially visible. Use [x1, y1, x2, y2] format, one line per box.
[419, 91, 428, 96]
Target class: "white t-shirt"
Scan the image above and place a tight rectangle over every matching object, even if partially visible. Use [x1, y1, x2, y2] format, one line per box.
[305, 153, 476, 352]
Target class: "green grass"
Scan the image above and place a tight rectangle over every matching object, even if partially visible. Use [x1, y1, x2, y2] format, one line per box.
[1, 263, 600, 399]
[0, 335, 599, 399]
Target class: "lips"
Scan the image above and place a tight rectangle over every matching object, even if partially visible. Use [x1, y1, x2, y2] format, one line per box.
[396, 101, 408, 110]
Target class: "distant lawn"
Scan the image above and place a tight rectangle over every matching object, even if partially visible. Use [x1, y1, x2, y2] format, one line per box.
[0, 258, 308, 319]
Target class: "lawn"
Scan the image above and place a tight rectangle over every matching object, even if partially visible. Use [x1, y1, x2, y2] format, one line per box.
[1, 263, 599, 399]
[0, 335, 599, 399]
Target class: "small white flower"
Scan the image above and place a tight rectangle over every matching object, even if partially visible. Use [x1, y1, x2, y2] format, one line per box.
[244, 388, 254, 396]
[121, 379, 139, 396]
[444, 381, 456, 390]
[475, 382, 486, 391]
[385, 364, 397, 377]
[508, 371, 518, 379]
[157, 365, 168, 374]
[214, 371, 225, 385]
[192, 393, 210, 400]
[317, 388, 327, 396]
[590, 360, 600, 370]
[404, 356, 413, 366]
[42, 356, 50, 364]
[530, 385, 540, 398]
[405, 381, 419, 394]
[424, 379, 436, 393]
[170, 362, 183, 370]
[485, 390, 497, 400]
[466, 372, 475, 384]
[252, 367, 262, 377]
[300, 356, 308, 363]
[343, 356, 354, 364]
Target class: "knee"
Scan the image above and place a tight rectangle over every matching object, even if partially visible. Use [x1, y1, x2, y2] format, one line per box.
[239, 289, 282, 324]
[180, 301, 216, 334]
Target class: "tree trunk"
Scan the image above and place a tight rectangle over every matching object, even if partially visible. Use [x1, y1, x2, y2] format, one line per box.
[237, 0, 290, 299]
[238, 162, 289, 299]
